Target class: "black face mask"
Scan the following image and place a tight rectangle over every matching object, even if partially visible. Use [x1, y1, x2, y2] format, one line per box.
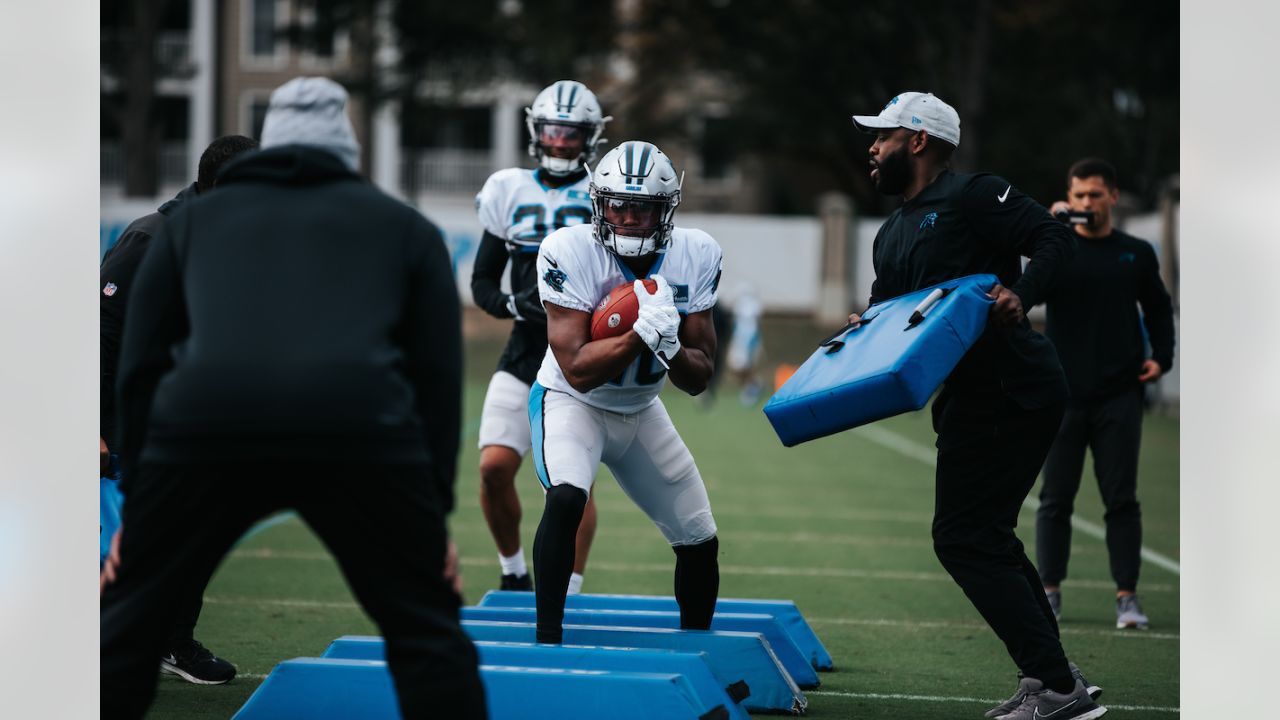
[875, 142, 913, 196]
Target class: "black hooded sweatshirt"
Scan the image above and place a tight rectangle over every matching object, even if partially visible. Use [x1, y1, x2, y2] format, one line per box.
[115, 146, 462, 509]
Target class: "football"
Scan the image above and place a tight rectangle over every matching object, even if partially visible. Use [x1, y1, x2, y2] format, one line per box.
[590, 279, 657, 340]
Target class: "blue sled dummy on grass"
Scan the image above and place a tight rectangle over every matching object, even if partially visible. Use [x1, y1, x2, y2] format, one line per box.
[763, 273, 997, 447]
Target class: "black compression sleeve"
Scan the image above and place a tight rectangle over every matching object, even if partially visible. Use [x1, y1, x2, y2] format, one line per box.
[470, 231, 514, 319]
[533, 485, 588, 644]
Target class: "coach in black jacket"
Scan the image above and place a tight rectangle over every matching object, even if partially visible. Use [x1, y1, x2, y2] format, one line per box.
[851, 93, 1107, 720]
[100, 77, 486, 719]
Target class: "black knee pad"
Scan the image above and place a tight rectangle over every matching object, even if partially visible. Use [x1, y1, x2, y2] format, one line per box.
[674, 535, 719, 565]
[544, 484, 588, 520]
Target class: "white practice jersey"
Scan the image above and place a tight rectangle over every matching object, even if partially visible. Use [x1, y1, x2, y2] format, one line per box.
[476, 168, 594, 250]
[536, 224, 724, 413]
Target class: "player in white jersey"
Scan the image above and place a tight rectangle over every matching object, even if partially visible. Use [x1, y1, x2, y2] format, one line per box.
[530, 140, 724, 644]
[470, 80, 610, 593]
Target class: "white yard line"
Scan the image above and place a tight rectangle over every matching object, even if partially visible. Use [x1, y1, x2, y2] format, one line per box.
[807, 690, 1179, 714]
[202, 596, 1177, 641]
[225, 550, 1177, 592]
[807, 616, 1179, 641]
[856, 425, 1181, 576]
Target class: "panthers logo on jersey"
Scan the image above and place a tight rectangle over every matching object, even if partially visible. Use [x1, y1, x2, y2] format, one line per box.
[542, 256, 568, 292]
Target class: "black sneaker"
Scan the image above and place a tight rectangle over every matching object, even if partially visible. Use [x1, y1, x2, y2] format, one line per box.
[160, 639, 237, 685]
[499, 573, 533, 591]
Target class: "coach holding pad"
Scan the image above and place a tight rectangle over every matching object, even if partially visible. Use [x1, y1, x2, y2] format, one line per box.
[100, 77, 486, 719]
[850, 93, 1106, 720]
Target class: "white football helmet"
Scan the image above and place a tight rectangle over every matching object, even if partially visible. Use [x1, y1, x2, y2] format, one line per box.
[525, 80, 611, 176]
[590, 140, 683, 257]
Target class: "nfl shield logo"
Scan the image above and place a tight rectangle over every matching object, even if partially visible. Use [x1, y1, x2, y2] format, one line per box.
[103, 283, 118, 297]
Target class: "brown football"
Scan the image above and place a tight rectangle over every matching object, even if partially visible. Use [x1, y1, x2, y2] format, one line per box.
[591, 278, 657, 340]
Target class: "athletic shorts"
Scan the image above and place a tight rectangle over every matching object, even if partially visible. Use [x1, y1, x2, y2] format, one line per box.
[478, 370, 533, 456]
[527, 383, 717, 546]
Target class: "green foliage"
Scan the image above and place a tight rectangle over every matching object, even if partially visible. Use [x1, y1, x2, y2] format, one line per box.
[631, 0, 1178, 213]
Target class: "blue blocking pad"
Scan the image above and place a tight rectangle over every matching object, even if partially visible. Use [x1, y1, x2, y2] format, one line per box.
[459, 606, 819, 689]
[322, 638, 750, 720]
[477, 590, 834, 671]
[764, 273, 997, 446]
[466, 621, 806, 713]
[234, 657, 726, 720]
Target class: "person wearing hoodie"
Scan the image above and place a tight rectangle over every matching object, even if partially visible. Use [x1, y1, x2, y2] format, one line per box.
[99, 134, 256, 687]
[99, 77, 486, 719]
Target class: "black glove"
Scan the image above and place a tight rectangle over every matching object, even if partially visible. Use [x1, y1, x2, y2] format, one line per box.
[509, 286, 547, 326]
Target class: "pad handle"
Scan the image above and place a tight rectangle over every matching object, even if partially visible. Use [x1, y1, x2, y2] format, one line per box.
[819, 312, 878, 354]
[905, 287, 952, 329]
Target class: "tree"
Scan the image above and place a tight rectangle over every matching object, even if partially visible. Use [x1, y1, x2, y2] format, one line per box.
[628, 0, 1178, 214]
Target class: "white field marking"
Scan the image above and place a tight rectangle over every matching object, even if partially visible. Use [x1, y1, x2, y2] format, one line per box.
[855, 425, 1182, 576]
[453, 498, 936, 524]
[223, 550, 1176, 592]
[806, 690, 1179, 714]
[204, 595, 1176, 643]
[807, 616, 1180, 641]
[449, 521, 935, 548]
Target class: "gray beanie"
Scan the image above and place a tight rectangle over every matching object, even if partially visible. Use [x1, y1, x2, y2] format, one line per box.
[260, 77, 361, 171]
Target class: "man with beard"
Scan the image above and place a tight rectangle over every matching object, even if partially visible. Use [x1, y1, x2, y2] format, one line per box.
[849, 92, 1106, 720]
[1037, 158, 1175, 631]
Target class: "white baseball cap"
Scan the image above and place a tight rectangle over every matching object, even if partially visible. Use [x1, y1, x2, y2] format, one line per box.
[852, 92, 961, 148]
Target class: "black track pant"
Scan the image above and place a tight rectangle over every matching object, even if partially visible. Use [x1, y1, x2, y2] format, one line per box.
[931, 392, 1072, 689]
[100, 462, 486, 720]
[1037, 389, 1144, 591]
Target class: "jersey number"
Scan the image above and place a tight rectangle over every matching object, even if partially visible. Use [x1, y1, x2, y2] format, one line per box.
[512, 205, 593, 242]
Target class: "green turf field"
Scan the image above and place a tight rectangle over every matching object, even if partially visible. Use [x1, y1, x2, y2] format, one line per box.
[143, 332, 1179, 719]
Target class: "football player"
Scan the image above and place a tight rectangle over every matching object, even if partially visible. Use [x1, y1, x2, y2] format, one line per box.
[531, 140, 724, 643]
[470, 80, 610, 593]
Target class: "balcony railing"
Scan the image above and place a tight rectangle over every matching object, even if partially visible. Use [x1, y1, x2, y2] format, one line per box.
[101, 142, 191, 189]
[101, 31, 194, 77]
[401, 149, 493, 195]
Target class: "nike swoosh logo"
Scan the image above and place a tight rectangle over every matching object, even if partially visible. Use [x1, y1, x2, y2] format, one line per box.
[546, 256, 559, 268]
[997, 185, 1011, 203]
[1034, 698, 1078, 718]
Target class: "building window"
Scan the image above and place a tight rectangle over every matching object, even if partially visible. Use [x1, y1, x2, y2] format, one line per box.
[248, 97, 271, 140]
[251, 0, 277, 57]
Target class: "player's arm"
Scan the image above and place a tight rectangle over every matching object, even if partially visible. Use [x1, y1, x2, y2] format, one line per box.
[963, 174, 1077, 324]
[666, 309, 716, 396]
[470, 230, 516, 319]
[115, 217, 189, 492]
[545, 302, 647, 393]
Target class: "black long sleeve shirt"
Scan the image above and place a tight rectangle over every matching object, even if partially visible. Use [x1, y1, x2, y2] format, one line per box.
[1044, 228, 1175, 403]
[470, 229, 548, 384]
[869, 171, 1077, 408]
[116, 146, 462, 509]
[100, 184, 197, 449]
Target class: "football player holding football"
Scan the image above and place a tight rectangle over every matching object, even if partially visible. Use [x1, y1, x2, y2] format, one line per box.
[471, 80, 610, 593]
[531, 140, 724, 643]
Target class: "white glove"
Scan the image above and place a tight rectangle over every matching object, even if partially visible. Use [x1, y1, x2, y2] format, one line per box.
[505, 294, 524, 321]
[634, 275, 675, 312]
[633, 304, 682, 361]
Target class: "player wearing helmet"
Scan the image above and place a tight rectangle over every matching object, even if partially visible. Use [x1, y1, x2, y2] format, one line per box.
[530, 141, 725, 644]
[471, 80, 612, 594]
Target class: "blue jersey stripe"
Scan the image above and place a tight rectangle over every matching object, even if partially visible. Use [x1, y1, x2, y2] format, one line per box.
[527, 383, 552, 490]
